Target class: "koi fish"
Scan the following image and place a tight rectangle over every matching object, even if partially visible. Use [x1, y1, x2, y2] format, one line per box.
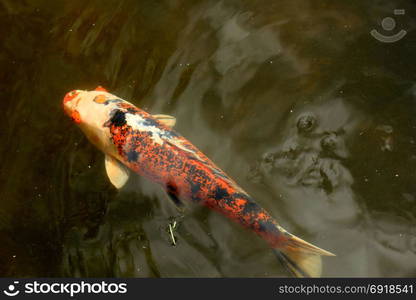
[62, 87, 335, 277]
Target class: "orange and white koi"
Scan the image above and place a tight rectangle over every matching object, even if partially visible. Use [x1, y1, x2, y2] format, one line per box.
[63, 87, 335, 277]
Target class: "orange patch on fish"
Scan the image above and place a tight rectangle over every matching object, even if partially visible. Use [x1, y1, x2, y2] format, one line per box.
[71, 110, 82, 123]
[63, 90, 79, 104]
[93, 94, 108, 104]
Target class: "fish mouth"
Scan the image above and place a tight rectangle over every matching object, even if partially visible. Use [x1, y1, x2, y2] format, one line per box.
[63, 90, 81, 116]
[62, 90, 84, 124]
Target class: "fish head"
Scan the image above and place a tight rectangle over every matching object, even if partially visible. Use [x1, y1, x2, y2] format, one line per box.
[63, 88, 122, 156]
[63, 89, 83, 123]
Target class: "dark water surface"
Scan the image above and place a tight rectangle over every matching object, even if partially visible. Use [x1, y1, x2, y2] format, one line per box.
[1, 0, 416, 277]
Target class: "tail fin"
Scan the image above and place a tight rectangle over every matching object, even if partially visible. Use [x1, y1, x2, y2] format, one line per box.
[274, 234, 335, 278]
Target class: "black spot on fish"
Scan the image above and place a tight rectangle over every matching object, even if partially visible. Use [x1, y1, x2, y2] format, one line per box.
[241, 201, 260, 216]
[108, 110, 126, 127]
[257, 219, 277, 234]
[143, 118, 160, 127]
[127, 107, 139, 114]
[190, 181, 201, 195]
[105, 99, 123, 105]
[223, 196, 236, 207]
[213, 186, 229, 200]
[187, 180, 202, 202]
[126, 149, 139, 162]
[94, 97, 123, 105]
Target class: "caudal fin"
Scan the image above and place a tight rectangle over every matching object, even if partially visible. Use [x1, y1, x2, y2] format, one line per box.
[274, 234, 335, 278]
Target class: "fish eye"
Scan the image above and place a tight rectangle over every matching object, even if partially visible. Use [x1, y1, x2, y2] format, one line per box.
[63, 90, 81, 105]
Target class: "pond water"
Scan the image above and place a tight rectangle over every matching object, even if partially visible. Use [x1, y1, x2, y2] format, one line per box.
[1, 0, 416, 277]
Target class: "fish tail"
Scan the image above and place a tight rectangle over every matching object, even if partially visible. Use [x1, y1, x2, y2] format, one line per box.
[273, 234, 335, 277]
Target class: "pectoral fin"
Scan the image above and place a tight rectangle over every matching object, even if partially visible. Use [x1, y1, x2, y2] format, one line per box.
[153, 114, 176, 128]
[105, 155, 130, 189]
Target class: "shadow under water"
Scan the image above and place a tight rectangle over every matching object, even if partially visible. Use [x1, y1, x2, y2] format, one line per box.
[0, 0, 416, 277]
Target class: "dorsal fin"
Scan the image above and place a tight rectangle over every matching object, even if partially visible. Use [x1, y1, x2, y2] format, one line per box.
[153, 114, 176, 128]
[95, 86, 108, 92]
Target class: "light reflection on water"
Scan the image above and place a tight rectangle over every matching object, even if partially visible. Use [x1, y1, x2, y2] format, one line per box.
[0, 0, 416, 277]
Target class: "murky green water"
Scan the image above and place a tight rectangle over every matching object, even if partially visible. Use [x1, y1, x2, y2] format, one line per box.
[1, 0, 416, 277]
